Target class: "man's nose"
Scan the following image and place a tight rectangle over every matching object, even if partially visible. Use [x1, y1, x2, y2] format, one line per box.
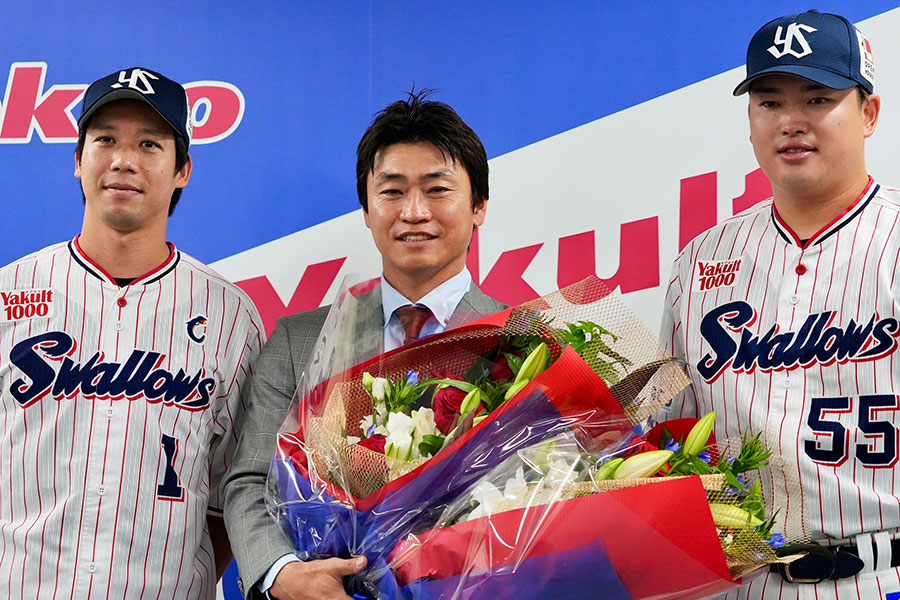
[400, 191, 430, 221]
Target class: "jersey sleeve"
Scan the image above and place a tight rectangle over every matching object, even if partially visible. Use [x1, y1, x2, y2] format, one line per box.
[206, 297, 265, 515]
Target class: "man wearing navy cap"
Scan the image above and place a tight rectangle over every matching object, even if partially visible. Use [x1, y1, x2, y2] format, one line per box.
[0, 67, 264, 599]
[661, 11, 900, 599]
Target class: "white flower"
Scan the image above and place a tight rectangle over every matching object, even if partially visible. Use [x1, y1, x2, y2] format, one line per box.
[503, 466, 528, 498]
[411, 408, 439, 444]
[385, 412, 415, 460]
[465, 481, 505, 521]
[371, 377, 389, 402]
[374, 400, 387, 423]
[359, 414, 375, 436]
[544, 457, 578, 488]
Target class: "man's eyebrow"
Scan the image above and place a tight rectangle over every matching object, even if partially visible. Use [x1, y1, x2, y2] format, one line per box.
[751, 83, 830, 95]
[420, 171, 451, 180]
[139, 126, 171, 137]
[750, 85, 780, 94]
[87, 123, 172, 137]
[375, 171, 406, 182]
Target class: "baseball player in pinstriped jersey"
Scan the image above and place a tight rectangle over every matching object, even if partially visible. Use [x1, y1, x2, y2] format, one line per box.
[662, 11, 900, 600]
[0, 68, 263, 599]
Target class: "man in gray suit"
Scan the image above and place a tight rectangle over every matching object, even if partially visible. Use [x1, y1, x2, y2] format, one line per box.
[223, 91, 505, 600]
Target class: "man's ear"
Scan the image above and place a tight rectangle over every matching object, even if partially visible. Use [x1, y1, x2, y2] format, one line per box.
[175, 155, 193, 189]
[863, 93, 881, 138]
[472, 197, 487, 227]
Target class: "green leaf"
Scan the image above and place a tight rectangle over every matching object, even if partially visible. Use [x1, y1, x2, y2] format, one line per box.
[418, 434, 445, 458]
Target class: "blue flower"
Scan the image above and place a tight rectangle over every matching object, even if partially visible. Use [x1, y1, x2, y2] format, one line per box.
[724, 475, 748, 497]
[406, 370, 419, 385]
[763, 533, 786, 549]
[697, 451, 711, 464]
[664, 438, 681, 453]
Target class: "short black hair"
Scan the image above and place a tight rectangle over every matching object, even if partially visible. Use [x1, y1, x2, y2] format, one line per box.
[857, 85, 871, 106]
[356, 89, 488, 212]
[75, 118, 190, 215]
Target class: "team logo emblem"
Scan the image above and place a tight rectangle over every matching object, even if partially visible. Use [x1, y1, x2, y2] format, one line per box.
[768, 22, 817, 59]
[186, 315, 207, 343]
[692, 259, 742, 292]
[1, 288, 55, 322]
[111, 68, 158, 95]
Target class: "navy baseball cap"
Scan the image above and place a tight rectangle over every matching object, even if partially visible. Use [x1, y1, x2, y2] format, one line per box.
[77, 67, 193, 147]
[733, 10, 875, 96]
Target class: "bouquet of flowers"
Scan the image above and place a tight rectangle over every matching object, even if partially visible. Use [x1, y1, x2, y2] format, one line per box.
[268, 276, 798, 599]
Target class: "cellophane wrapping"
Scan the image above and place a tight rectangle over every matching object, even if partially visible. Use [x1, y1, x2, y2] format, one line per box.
[267, 276, 791, 599]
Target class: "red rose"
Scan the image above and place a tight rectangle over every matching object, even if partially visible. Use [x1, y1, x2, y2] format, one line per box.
[358, 434, 386, 453]
[432, 385, 468, 434]
[489, 354, 513, 382]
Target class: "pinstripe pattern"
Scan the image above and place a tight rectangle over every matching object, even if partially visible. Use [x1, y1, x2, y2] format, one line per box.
[0, 238, 263, 600]
[663, 179, 900, 599]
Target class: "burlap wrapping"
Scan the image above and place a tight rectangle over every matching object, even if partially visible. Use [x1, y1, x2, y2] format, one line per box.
[303, 278, 691, 499]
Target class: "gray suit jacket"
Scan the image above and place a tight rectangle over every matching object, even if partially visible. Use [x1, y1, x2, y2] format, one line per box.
[223, 283, 506, 598]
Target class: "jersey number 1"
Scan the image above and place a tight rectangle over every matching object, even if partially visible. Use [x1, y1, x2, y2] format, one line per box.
[158, 434, 185, 501]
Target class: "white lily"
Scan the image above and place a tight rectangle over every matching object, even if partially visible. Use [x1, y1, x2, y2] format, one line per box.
[465, 481, 505, 521]
[411, 408, 440, 448]
[503, 466, 528, 498]
[544, 457, 578, 488]
[384, 411, 416, 460]
[371, 377, 389, 402]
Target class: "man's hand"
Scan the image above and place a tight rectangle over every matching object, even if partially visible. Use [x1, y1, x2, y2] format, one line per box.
[269, 556, 367, 600]
[206, 515, 233, 580]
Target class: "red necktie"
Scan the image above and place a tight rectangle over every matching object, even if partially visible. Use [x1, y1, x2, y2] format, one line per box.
[395, 305, 433, 345]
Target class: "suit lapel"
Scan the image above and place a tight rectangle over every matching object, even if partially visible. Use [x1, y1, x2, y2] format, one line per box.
[354, 287, 385, 364]
[447, 282, 507, 329]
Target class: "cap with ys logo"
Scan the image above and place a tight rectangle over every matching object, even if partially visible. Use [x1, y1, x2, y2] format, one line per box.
[77, 67, 193, 147]
[733, 10, 874, 96]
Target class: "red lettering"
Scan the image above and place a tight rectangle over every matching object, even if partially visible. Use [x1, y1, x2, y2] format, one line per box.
[0, 65, 243, 144]
[557, 218, 659, 298]
[0, 63, 83, 142]
[679, 172, 717, 251]
[236, 258, 346, 335]
[36, 303, 48, 317]
[477, 245, 542, 306]
[732, 168, 773, 214]
[466, 228, 541, 306]
[185, 83, 244, 143]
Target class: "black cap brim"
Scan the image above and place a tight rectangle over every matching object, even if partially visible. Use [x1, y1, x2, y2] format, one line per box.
[77, 88, 187, 145]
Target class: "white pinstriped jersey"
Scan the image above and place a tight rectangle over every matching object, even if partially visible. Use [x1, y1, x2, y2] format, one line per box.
[664, 178, 900, 600]
[0, 237, 264, 600]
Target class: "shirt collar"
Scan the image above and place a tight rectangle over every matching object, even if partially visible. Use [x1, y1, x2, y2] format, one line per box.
[381, 268, 472, 329]
[771, 176, 879, 249]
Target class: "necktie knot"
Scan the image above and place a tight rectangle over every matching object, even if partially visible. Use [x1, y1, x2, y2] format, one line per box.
[395, 304, 433, 345]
